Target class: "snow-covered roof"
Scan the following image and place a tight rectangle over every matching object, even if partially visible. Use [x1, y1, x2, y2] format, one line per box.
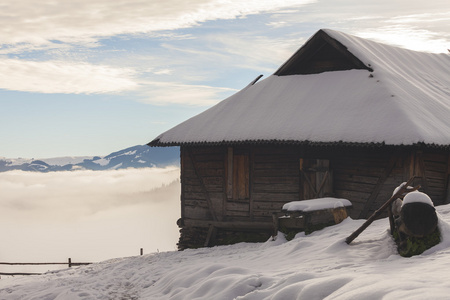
[149, 29, 450, 147]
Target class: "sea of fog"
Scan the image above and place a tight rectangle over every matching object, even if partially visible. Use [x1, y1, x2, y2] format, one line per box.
[0, 168, 180, 274]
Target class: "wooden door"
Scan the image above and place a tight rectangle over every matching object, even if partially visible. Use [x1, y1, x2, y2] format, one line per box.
[300, 158, 333, 199]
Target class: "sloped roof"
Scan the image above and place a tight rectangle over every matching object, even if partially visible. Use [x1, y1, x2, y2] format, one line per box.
[149, 29, 450, 147]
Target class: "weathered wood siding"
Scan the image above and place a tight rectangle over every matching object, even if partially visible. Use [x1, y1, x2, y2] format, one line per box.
[330, 149, 404, 219]
[181, 146, 226, 221]
[415, 151, 449, 206]
[251, 146, 300, 220]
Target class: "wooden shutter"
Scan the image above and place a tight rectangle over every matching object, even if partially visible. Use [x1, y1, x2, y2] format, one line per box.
[227, 147, 250, 200]
[233, 154, 249, 200]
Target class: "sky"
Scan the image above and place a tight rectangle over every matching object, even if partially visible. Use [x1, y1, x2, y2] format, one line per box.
[1, 0, 449, 158]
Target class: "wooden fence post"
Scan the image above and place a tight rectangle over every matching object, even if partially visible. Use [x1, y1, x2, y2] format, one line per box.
[140, 248, 143, 256]
[68, 258, 72, 268]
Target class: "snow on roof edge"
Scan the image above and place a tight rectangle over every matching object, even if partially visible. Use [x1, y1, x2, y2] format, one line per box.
[148, 139, 450, 149]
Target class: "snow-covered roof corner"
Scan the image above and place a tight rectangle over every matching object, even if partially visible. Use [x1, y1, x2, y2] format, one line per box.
[149, 29, 450, 147]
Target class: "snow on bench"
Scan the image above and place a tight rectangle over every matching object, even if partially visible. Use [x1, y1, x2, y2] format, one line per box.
[282, 197, 353, 212]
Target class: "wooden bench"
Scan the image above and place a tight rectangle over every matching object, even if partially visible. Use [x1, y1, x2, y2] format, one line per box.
[273, 198, 352, 236]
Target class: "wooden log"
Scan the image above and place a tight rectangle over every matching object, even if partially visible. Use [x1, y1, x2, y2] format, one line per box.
[345, 177, 419, 244]
[400, 202, 438, 237]
[332, 207, 348, 224]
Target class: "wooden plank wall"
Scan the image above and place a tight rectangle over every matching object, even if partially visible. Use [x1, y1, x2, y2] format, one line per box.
[331, 150, 403, 219]
[251, 146, 300, 220]
[181, 146, 226, 221]
[420, 151, 449, 205]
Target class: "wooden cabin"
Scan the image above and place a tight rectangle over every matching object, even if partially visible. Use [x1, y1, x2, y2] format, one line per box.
[149, 29, 450, 250]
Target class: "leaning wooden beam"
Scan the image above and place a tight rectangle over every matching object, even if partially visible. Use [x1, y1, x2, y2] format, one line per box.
[345, 177, 419, 244]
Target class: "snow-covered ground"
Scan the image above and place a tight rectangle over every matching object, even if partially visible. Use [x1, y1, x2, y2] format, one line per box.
[2, 203, 450, 299]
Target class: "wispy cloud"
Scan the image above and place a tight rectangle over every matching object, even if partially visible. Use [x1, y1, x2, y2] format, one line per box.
[355, 11, 450, 53]
[0, 0, 314, 97]
[0, 0, 314, 50]
[138, 81, 237, 106]
[264, 1, 450, 53]
[205, 34, 305, 72]
[0, 0, 448, 100]
[0, 59, 137, 94]
[357, 26, 450, 53]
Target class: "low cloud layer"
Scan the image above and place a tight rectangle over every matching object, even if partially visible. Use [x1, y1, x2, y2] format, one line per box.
[0, 168, 181, 263]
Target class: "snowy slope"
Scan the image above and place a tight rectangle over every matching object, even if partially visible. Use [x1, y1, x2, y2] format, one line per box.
[2, 205, 450, 299]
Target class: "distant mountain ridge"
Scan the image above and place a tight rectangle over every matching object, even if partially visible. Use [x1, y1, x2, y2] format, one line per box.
[0, 145, 179, 172]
